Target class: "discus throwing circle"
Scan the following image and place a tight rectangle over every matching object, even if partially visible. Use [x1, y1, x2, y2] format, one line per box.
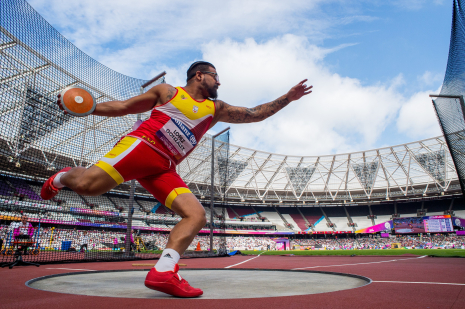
[27, 269, 371, 299]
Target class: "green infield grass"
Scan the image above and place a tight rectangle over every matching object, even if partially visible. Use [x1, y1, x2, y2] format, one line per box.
[240, 249, 465, 257]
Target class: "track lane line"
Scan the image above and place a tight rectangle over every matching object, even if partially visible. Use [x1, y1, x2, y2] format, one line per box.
[292, 255, 427, 270]
[225, 252, 264, 268]
[373, 281, 465, 286]
[46, 268, 96, 271]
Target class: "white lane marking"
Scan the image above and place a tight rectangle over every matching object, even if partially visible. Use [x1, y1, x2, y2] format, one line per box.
[46, 268, 96, 271]
[292, 255, 427, 270]
[373, 281, 465, 286]
[225, 252, 264, 269]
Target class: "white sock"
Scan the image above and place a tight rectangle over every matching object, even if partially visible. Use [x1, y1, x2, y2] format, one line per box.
[155, 248, 180, 272]
[52, 172, 67, 189]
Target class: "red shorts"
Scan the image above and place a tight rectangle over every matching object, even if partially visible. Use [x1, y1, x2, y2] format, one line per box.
[95, 136, 190, 208]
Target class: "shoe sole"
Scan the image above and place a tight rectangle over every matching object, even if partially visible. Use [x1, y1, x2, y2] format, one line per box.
[144, 280, 203, 298]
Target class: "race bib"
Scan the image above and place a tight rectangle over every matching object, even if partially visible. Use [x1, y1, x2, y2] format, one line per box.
[156, 118, 197, 157]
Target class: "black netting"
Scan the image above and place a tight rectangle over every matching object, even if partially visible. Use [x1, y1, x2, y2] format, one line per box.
[441, 0, 465, 96]
[1, 0, 251, 267]
[432, 0, 465, 197]
[0, 0, 175, 266]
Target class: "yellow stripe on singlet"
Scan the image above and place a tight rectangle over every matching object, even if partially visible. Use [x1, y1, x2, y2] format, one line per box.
[165, 187, 192, 209]
[95, 160, 125, 185]
[104, 136, 138, 159]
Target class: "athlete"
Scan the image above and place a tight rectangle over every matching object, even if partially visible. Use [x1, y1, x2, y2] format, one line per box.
[41, 61, 312, 297]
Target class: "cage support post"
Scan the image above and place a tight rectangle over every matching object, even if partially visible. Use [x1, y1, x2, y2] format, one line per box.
[210, 127, 230, 253]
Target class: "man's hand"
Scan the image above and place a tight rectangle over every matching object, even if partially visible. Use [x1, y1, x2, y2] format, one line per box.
[56, 94, 68, 115]
[286, 79, 313, 102]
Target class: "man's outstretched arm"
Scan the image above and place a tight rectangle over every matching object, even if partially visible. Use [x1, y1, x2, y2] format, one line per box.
[57, 84, 176, 117]
[214, 80, 312, 124]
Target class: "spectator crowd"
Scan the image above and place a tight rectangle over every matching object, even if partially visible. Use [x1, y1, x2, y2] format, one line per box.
[293, 234, 465, 250]
[1, 224, 464, 251]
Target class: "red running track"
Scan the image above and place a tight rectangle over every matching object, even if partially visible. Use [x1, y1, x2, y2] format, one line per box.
[1, 254, 465, 309]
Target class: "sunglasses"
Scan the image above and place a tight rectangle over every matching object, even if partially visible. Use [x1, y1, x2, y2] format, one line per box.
[201, 71, 220, 82]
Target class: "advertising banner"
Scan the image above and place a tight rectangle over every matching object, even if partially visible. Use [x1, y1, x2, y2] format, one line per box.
[452, 216, 465, 228]
[355, 221, 393, 234]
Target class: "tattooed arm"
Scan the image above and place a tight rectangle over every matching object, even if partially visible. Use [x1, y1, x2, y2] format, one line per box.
[213, 80, 312, 125]
[57, 83, 176, 117]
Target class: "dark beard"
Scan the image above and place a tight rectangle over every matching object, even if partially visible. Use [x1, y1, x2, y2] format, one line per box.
[202, 80, 218, 100]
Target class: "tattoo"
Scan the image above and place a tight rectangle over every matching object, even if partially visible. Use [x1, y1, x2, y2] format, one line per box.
[220, 97, 290, 124]
[165, 87, 176, 102]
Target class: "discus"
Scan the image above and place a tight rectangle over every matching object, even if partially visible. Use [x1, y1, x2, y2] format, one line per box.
[60, 86, 96, 117]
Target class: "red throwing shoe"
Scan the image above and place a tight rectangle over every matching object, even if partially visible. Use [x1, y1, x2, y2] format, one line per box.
[145, 264, 203, 298]
[40, 167, 72, 200]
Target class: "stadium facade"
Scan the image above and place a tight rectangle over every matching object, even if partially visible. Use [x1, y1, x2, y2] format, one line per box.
[1, 0, 465, 264]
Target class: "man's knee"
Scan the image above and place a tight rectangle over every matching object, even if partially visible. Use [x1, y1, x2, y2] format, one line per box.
[196, 212, 207, 227]
[171, 193, 205, 218]
[181, 204, 206, 227]
[74, 179, 98, 196]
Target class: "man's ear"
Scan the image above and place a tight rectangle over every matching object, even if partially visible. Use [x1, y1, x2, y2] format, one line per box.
[195, 71, 203, 82]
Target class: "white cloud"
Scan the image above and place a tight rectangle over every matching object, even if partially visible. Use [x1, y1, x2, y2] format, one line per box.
[28, 0, 332, 77]
[200, 35, 409, 155]
[418, 71, 444, 87]
[396, 89, 442, 139]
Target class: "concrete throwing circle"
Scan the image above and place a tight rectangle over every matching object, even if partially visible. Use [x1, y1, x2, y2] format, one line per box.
[27, 269, 371, 299]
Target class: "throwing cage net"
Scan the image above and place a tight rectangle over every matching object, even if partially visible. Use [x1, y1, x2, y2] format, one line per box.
[214, 131, 230, 256]
[0, 0, 230, 266]
[174, 131, 230, 257]
[432, 0, 465, 198]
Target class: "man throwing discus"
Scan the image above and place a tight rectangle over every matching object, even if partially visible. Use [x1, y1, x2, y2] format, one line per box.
[41, 61, 312, 297]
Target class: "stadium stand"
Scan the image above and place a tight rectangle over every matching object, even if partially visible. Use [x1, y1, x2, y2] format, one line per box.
[292, 234, 465, 250]
[298, 207, 324, 228]
[455, 199, 465, 218]
[371, 203, 394, 224]
[281, 214, 299, 231]
[6, 177, 42, 201]
[257, 207, 290, 230]
[347, 206, 372, 230]
[216, 207, 230, 219]
[278, 207, 308, 231]
[2, 0, 465, 268]
[28, 184, 58, 205]
[269, 207, 305, 231]
[227, 206, 258, 219]
[313, 216, 330, 232]
[321, 206, 348, 231]
[136, 199, 159, 214]
[55, 189, 87, 208]
[4, 224, 462, 254]
[0, 179, 15, 196]
[397, 201, 422, 217]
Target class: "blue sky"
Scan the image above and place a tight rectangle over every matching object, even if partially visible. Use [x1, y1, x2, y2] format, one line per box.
[28, 0, 453, 156]
[323, 2, 450, 90]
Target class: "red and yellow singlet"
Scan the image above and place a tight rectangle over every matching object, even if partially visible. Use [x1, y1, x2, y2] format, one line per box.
[94, 87, 215, 208]
[128, 87, 216, 165]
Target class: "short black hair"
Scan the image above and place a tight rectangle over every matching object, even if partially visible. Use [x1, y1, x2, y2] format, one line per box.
[186, 61, 216, 82]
